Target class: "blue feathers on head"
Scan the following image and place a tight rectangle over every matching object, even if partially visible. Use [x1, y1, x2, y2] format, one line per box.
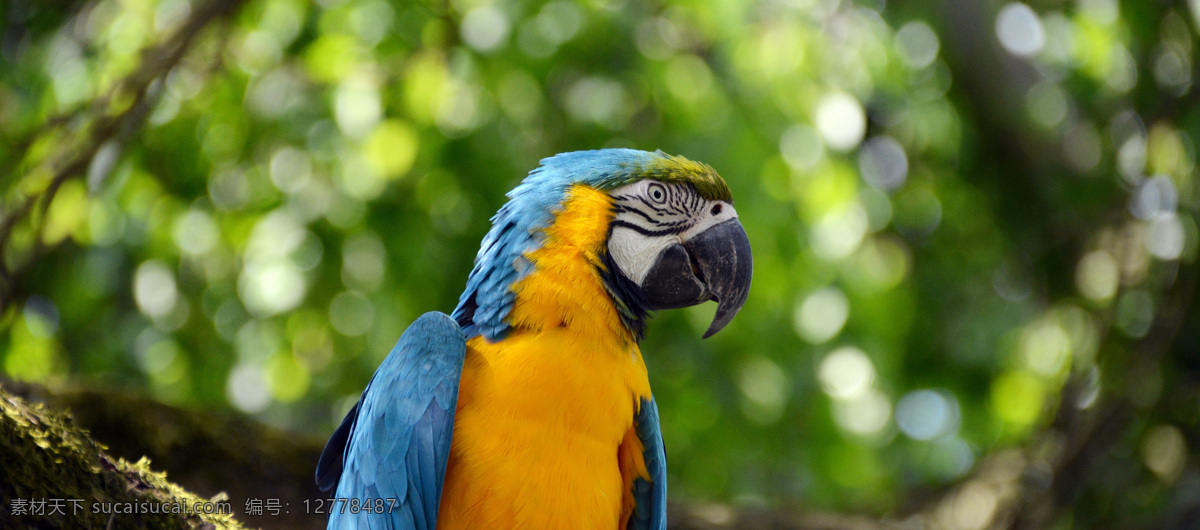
[450, 149, 667, 341]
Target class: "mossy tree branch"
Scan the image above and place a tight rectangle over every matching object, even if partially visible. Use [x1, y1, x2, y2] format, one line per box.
[0, 383, 245, 529]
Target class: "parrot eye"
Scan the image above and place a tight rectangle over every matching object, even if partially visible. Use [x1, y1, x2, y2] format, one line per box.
[648, 184, 667, 203]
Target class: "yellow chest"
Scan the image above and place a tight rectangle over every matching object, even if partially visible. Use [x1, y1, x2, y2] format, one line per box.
[437, 333, 651, 529]
[436, 185, 654, 529]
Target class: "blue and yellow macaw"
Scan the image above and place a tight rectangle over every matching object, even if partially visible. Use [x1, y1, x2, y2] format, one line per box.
[315, 149, 752, 529]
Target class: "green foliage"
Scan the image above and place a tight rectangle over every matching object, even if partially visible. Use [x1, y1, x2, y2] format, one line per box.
[2, 0, 1198, 525]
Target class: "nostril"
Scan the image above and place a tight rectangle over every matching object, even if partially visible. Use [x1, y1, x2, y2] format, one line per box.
[711, 204, 722, 216]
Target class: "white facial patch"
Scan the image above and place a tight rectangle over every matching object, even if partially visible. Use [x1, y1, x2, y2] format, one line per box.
[608, 226, 677, 285]
[606, 181, 739, 286]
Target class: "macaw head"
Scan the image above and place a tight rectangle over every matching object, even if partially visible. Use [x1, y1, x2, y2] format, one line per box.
[453, 149, 752, 341]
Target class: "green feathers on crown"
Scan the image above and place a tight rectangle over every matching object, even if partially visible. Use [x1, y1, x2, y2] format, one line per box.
[634, 150, 732, 203]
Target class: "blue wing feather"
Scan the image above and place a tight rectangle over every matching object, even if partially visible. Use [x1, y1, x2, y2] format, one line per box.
[320, 312, 467, 530]
[629, 397, 667, 530]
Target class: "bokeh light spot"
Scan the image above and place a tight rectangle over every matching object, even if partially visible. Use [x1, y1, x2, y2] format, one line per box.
[737, 356, 791, 426]
[832, 389, 892, 437]
[565, 76, 631, 130]
[1026, 81, 1068, 129]
[793, 287, 850, 344]
[342, 232, 387, 290]
[780, 124, 824, 171]
[135, 260, 178, 319]
[1115, 290, 1155, 338]
[173, 209, 219, 256]
[995, 3, 1045, 57]
[811, 202, 869, 261]
[1130, 175, 1177, 220]
[946, 482, 999, 530]
[896, 389, 960, 440]
[1076, 250, 1119, 302]
[819, 346, 875, 400]
[858, 136, 909, 191]
[461, 6, 510, 53]
[815, 92, 866, 152]
[990, 371, 1044, 428]
[23, 296, 60, 338]
[895, 21, 940, 69]
[1117, 137, 1147, 184]
[929, 436, 976, 479]
[1141, 424, 1186, 482]
[1154, 48, 1192, 94]
[227, 363, 271, 413]
[536, 1, 583, 46]
[665, 55, 714, 104]
[334, 77, 382, 139]
[269, 146, 313, 195]
[240, 261, 306, 317]
[364, 120, 419, 180]
[1145, 213, 1185, 260]
[1020, 320, 1071, 377]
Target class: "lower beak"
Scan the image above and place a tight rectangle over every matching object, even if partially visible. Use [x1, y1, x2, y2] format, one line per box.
[639, 219, 753, 338]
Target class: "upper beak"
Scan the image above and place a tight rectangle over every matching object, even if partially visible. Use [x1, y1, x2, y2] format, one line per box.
[639, 218, 753, 338]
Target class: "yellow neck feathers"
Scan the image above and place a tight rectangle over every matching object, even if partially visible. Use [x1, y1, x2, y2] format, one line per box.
[506, 184, 633, 346]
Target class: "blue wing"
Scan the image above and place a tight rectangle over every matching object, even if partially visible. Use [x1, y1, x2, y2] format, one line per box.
[629, 397, 667, 530]
[315, 312, 467, 530]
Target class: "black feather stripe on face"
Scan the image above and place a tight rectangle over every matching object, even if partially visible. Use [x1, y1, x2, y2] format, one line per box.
[610, 182, 703, 236]
[598, 227, 651, 340]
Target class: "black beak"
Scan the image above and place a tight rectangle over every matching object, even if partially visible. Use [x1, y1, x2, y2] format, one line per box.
[639, 219, 753, 338]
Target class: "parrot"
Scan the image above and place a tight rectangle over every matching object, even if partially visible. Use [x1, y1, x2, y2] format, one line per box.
[315, 149, 752, 530]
